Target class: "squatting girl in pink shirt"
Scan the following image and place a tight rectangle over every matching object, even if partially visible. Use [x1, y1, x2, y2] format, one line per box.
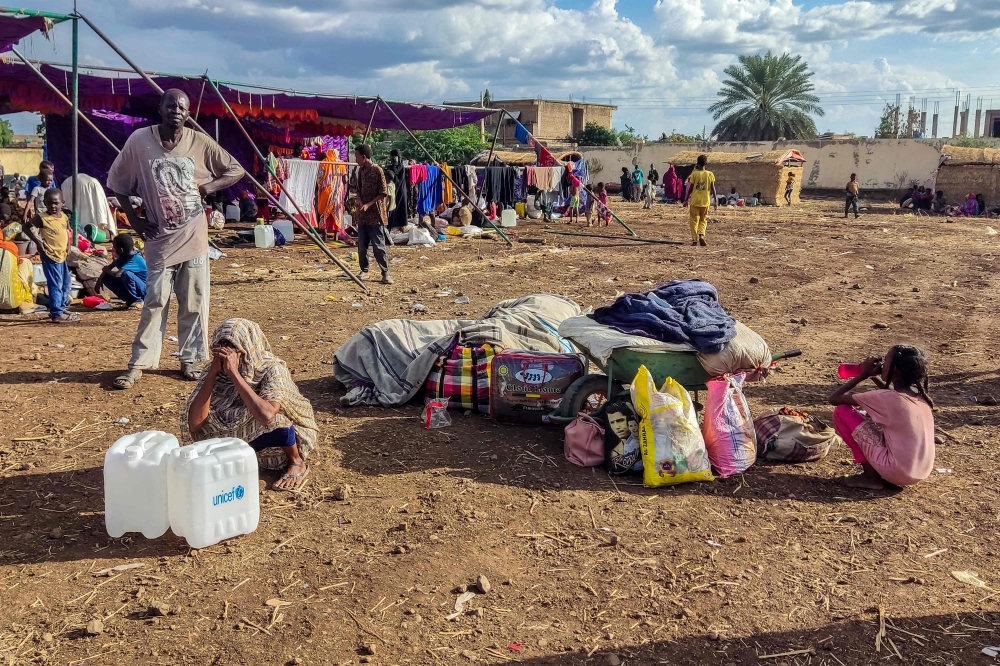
[829, 345, 935, 490]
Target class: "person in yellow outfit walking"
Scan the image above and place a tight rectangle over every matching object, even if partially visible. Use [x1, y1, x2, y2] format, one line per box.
[683, 154, 717, 246]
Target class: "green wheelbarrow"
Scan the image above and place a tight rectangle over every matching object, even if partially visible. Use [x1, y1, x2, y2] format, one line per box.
[548, 343, 802, 425]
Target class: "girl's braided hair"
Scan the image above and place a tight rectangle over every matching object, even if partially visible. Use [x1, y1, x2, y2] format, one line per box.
[887, 344, 933, 408]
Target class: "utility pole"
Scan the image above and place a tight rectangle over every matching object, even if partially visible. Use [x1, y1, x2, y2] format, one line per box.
[952, 90, 960, 138]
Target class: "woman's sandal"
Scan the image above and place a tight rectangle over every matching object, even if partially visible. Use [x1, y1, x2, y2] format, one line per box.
[275, 465, 310, 491]
[51, 312, 81, 323]
[112, 369, 142, 390]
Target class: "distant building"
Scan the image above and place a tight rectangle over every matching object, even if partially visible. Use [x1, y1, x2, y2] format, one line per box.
[445, 98, 616, 147]
[986, 110, 1000, 138]
[7, 134, 44, 148]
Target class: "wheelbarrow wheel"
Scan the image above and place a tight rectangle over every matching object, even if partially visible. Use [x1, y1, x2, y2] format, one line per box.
[559, 374, 624, 418]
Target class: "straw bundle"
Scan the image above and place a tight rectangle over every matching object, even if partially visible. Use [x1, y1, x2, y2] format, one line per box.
[936, 164, 1000, 207]
[940, 145, 1000, 166]
[470, 150, 536, 166]
[669, 152, 804, 206]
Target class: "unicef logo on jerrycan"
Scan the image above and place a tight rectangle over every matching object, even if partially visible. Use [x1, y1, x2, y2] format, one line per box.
[213, 485, 245, 507]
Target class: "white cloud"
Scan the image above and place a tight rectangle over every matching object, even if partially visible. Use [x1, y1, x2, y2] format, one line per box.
[10, 0, 996, 137]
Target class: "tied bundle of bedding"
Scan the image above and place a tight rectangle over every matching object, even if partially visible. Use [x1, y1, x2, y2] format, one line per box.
[332, 294, 581, 407]
[590, 280, 736, 354]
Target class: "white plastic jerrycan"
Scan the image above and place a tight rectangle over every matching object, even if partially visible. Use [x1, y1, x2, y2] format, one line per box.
[254, 223, 275, 248]
[104, 431, 179, 539]
[167, 438, 260, 549]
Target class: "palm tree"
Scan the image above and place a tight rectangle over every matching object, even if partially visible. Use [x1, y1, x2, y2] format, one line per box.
[709, 52, 824, 141]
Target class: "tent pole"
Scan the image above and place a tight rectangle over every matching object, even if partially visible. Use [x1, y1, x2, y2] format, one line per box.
[362, 100, 378, 143]
[9, 47, 120, 154]
[193, 73, 206, 122]
[474, 108, 505, 203]
[377, 97, 513, 248]
[70, 14, 79, 246]
[76, 12, 368, 294]
[200, 77, 369, 294]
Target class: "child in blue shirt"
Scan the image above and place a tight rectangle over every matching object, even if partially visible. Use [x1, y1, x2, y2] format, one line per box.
[97, 233, 147, 309]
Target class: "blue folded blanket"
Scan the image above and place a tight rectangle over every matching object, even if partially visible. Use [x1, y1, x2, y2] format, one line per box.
[590, 280, 736, 354]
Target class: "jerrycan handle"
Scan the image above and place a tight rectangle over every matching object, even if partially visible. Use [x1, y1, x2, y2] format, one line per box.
[203, 440, 246, 457]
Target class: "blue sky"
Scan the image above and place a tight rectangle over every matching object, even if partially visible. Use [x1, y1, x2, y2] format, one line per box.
[5, 0, 1000, 139]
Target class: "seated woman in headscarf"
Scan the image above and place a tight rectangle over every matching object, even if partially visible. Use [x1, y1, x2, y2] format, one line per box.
[0, 224, 34, 313]
[182, 318, 319, 491]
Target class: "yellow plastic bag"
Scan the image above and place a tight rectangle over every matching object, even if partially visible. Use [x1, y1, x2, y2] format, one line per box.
[631, 365, 714, 487]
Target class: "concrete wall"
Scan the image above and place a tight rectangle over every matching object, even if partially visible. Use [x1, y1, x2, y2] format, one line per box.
[578, 139, 1000, 192]
[0, 147, 44, 178]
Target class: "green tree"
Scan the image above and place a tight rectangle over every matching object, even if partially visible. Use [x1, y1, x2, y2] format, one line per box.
[658, 130, 698, 143]
[0, 118, 13, 148]
[35, 116, 47, 143]
[575, 122, 647, 146]
[576, 122, 621, 146]
[874, 103, 900, 138]
[357, 125, 489, 164]
[709, 51, 823, 141]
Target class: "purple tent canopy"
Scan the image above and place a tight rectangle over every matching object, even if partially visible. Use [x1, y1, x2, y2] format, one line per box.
[0, 61, 495, 131]
[0, 14, 49, 53]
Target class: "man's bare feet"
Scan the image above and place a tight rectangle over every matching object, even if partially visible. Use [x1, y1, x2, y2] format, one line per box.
[843, 471, 885, 490]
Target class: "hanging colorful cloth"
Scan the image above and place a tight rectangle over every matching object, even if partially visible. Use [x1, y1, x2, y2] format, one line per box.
[317, 149, 348, 233]
[440, 163, 454, 204]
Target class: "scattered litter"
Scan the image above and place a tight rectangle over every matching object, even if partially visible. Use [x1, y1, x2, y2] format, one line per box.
[95, 303, 113, 310]
[983, 647, 1000, 658]
[325, 296, 338, 302]
[116, 417, 130, 424]
[747, 236, 768, 241]
[166, 336, 179, 342]
[508, 643, 522, 652]
[351, 303, 363, 309]
[986, 227, 997, 236]
[706, 540, 724, 548]
[454, 591, 476, 612]
[390, 257, 405, 264]
[600, 261, 609, 266]
[229, 263, 242, 268]
[865, 265, 875, 270]
[347, 252, 357, 261]
[412, 303, 426, 312]
[208, 247, 226, 260]
[420, 256, 429, 260]
[454, 296, 470, 304]
[94, 562, 145, 577]
[951, 570, 988, 588]
[280, 336, 291, 341]
[54, 344, 65, 349]
[935, 468, 953, 474]
[436, 289, 453, 296]
[423, 398, 451, 429]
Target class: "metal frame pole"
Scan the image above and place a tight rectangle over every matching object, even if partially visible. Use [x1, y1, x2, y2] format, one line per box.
[377, 97, 513, 248]
[76, 12, 368, 294]
[201, 77, 367, 293]
[70, 15, 78, 245]
[9, 47, 120, 154]
[361, 100, 379, 144]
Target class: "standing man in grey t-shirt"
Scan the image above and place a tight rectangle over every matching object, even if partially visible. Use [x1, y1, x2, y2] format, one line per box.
[107, 89, 244, 390]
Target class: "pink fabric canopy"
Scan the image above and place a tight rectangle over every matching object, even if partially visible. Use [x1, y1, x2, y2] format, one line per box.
[0, 14, 49, 53]
[0, 61, 494, 131]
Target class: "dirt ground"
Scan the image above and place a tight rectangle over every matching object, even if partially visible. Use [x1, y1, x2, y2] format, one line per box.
[1, 197, 999, 666]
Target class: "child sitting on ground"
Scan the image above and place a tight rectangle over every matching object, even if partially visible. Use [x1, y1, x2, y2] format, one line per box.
[97, 233, 147, 310]
[828, 345, 935, 490]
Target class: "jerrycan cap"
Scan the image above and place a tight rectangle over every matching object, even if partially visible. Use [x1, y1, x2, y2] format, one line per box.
[179, 448, 199, 461]
[125, 445, 143, 460]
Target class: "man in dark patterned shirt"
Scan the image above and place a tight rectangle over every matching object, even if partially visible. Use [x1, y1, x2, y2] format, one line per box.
[353, 144, 392, 284]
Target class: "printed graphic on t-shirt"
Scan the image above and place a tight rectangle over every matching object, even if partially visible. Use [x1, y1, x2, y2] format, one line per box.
[150, 156, 201, 232]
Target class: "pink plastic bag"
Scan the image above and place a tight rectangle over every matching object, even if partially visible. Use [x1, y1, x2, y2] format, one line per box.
[564, 414, 605, 467]
[702, 373, 757, 477]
